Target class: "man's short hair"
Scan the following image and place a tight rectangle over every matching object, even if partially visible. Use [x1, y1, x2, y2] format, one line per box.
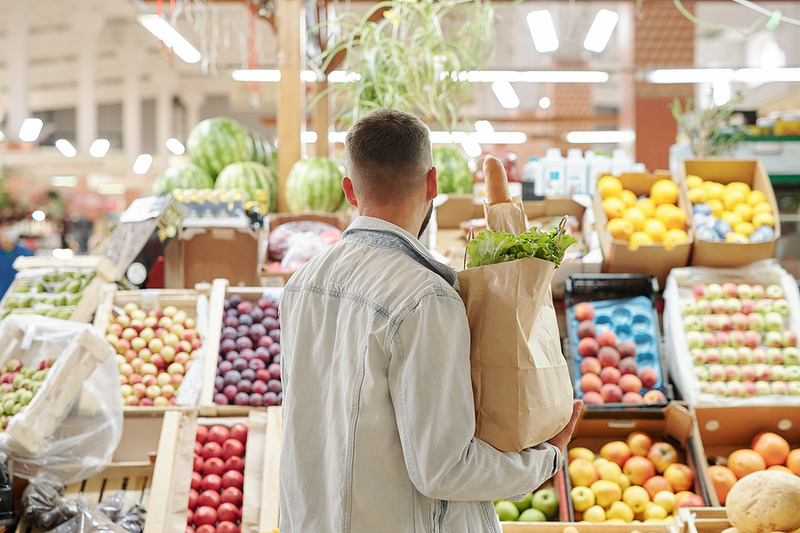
[345, 109, 433, 203]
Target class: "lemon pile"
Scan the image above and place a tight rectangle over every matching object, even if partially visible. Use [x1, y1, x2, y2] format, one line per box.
[599, 175, 689, 252]
[686, 174, 775, 244]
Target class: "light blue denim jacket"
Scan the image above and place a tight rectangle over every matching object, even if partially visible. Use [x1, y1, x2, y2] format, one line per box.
[279, 216, 561, 532]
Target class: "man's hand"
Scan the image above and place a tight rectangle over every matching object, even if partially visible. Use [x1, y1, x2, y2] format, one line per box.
[547, 400, 583, 453]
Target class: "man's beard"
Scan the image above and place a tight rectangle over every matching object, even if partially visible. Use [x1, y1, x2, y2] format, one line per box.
[418, 202, 433, 239]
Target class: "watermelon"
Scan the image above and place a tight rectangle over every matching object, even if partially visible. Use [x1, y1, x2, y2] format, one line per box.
[151, 164, 214, 195]
[285, 157, 345, 213]
[215, 161, 277, 212]
[245, 128, 273, 167]
[433, 146, 472, 194]
[187, 117, 251, 177]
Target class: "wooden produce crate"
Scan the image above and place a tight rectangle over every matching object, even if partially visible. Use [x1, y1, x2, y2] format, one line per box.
[199, 279, 283, 416]
[93, 283, 218, 414]
[14, 410, 188, 533]
[677, 507, 730, 533]
[502, 523, 679, 533]
[497, 466, 571, 528]
[0, 256, 117, 323]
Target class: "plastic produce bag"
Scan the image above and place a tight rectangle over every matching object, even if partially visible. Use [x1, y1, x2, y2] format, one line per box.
[20, 478, 77, 529]
[0, 316, 122, 485]
[267, 220, 342, 271]
[48, 494, 127, 533]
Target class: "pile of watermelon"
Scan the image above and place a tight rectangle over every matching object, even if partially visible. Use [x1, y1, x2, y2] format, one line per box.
[152, 117, 279, 213]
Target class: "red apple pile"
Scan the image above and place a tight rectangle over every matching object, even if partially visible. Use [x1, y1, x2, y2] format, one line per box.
[106, 303, 202, 407]
[573, 302, 666, 406]
[187, 423, 247, 533]
[213, 294, 282, 407]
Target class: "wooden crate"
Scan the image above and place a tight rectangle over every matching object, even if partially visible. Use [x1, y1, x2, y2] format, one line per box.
[198, 279, 283, 416]
[677, 507, 730, 533]
[14, 410, 188, 533]
[502, 523, 679, 533]
[93, 283, 219, 415]
[0, 256, 117, 323]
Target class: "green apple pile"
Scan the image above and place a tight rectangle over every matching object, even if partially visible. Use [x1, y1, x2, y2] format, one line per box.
[681, 282, 800, 397]
[494, 487, 559, 522]
[2, 268, 96, 319]
[0, 358, 53, 430]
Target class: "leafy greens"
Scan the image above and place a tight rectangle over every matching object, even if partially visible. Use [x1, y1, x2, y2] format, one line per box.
[466, 227, 577, 268]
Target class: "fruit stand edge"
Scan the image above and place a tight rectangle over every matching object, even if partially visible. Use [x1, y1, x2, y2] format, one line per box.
[259, 406, 282, 530]
[142, 410, 184, 533]
[198, 278, 230, 412]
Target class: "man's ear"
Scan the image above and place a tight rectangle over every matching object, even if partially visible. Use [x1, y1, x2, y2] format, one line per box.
[425, 167, 438, 202]
[342, 176, 358, 207]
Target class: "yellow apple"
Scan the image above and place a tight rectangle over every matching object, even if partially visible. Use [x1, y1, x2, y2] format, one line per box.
[570, 486, 596, 512]
[653, 489, 676, 513]
[622, 485, 650, 514]
[626, 430, 654, 456]
[597, 461, 623, 485]
[643, 501, 668, 520]
[583, 504, 606, 522]
[568, 447, 596, 462]
[590, 479, 622, 509]
[569, 457, 600, 487]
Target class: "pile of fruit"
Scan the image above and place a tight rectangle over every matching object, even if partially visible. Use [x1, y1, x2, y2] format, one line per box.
[213, 294, 282, 407]
[105, 303, 202, 407]
[686, 175, 776, 244]
[599, 175, 689, 251]
[681, 282, 800, 397]
[171, 189, 250, 220]
[187, 423, 247, 533]
[0, 358, 52, 430]
[707, 431, 800, 505]
[571, 301, 668, 406]
[2, 268, 96, 319]
[493, 486, 559, 522]
[567, 431, 704, 523]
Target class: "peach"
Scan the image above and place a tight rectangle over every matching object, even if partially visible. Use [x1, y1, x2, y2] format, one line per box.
[597, 346, 620, 368]
[617, 340, 637, 359]
[597, 330, 617, 348]
[580, 373, 603, 394]
[639, 368, 658, 388]
[579, 357, 601, 375]
[619, 374, 643, 394]
[574, 302, 595, 322]
[578, 337, 600, 358]
[582, 391, 604, 405]
[600, 383, 623, 403]
[643, 389, 667, 403]
[599, 366, 621, 384]
[622, 392, 644, 403]
[577, 320, 596, 339]
[618, 357, 638, 376]
[623, 455, 656, 485]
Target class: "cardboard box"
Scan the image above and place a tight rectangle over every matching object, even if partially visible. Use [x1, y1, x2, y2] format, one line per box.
[567, 403, 711, 521]
[680, 159, 781, 268]
[694, 405, 800, 506]
[594, 172, 694, 290]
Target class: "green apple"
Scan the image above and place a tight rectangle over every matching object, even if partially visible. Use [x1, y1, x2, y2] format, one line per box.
[531, 487, 559, 519]
[512, 492, 532, 512]
[494, 500, 519, 521]
[518, 507, 547, 522]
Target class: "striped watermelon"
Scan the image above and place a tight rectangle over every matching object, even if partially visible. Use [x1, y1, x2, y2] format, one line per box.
[215, 161, 277, 212]
[187, 117, 251, 177]
[285, 157, 345, 213]
[245, 128, 273, 167]
[152, 164, 214, 195]
[433, 146, 472, 194]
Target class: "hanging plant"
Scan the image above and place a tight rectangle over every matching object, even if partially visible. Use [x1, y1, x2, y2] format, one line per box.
[310, 0, 503, 131]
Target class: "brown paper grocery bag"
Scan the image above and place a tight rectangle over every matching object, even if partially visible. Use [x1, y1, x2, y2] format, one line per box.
[483, 195, 528, 236]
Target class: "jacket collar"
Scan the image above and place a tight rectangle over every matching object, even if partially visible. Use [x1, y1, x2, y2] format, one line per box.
[343, 216, 459, 290]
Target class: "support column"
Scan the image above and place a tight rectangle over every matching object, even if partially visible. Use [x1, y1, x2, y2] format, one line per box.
[75, 3, 103, 153]
[123, 27, 143, 169]
[310, 80, 329, 157]
[5, 2, 29, 144]
[155, 67, 176, 170]
[276, 0, 305, 212]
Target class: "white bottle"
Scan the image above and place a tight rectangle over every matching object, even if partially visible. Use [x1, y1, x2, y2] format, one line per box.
[523, 156, 544, 197]
[565, 148, 587, 195]
[588, 153, 611, 195]
[542, 148, 566, 196]
[611, 148, 632, 176]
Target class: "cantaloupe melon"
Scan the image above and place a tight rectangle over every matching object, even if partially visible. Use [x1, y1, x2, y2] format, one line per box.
[725, 470, 800, 533]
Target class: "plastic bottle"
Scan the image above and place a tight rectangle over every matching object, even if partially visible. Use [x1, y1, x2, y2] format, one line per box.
[587, 153, 611, 195]
[523, 156, 544, 199]
[542, 148, 566, 196]
[611, 149, 632, 176]
[565, 148, 587, 195]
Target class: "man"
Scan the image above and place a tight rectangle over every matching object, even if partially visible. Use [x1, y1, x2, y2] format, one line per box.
[0, 218, 32, 298]
[279, 108, 581, 532]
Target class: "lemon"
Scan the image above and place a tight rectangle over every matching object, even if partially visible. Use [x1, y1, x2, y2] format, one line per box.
[607, 218, 633, 241]
[620, 189, 638, 207]
[748, 190, 767, 206]
[603, 197, 627, 220]
[727, 181, 751, 195]
[623, 207, 647, 232]
[686, 174, 704, 188]
[643, 218, 667, 242]
[688, 187, 707, 204]
[583, 505, 606, 522]
[721, 210, 743, 228]
[722, 188, 747, 211]
[663, 228, 689, 250]
[704, 181, 726, 201]
[707, 199, 724, 217]
[752, 201, 772, 216]
[568, 447, 597, 462]
[598, 175, 623, 199]
[734, 221, 755, 237]
[606, 501, 635, 522]
[636, 197, 656, 217]
[725, 232, 749, 243]
[650, 179, 679, 205]
[654, 203, 676, 221]
[622, 486, 650, 514]
[753, 212, 775, 227]
[662, 206, 686, 230]
[597, 461, 623, 485]
[734, 203, 753, 222]
[629, 231, 654, 251]
[590, 480, 622, 508]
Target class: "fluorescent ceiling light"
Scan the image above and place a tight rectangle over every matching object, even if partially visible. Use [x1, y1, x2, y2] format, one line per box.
[455, 70, 608, 83]
[300, 131, 318, 143]
[460, 138, 482, 158]
[0, 129, 4, 142]
[89, 139, 110, 158]
[491, 81, 520, 109]
[325, 129, 525, 145]
[55, 139, 77, 158]
[584, 9, 619, 53]
[31, 210, 46, 222]
[232, 69, 361, 83]
[300, 71, 318, 83]
[527, 10, 559, 53]
[566, 130, 635, 144]
[713, 79, 732, 106]
[51, 176, 78, 187]
[736, 67, 800, 82]
[133, 154, 153, 174]
[19, 118, 43, 142]
[474, 120, 494, 134]
[647, 67, 800, 84]
[539, 96, 552, 109]
[96, 183, 127, 195]
[166, 138, 185, 155]
[328, 132, 347, 144]
[327, 71, 361, 83]
[138, 14, 201, 64]
[52, 248, 74, 260]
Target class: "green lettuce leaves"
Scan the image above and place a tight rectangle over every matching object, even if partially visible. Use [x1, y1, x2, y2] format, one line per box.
[466, 227, 577, 268]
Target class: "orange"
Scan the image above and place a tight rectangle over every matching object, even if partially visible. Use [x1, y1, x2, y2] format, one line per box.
[767, 465, 794, 474]
[708, 465, 738, 505]
[751, 432, 790, 467]
[727, 448, 766, 479]
[786, 449, 800, 475]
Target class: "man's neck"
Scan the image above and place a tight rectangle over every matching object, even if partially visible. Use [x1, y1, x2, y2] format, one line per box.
[358, 206, 420, 237]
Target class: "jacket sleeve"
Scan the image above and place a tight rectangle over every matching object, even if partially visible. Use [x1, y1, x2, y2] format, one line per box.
[387, 290, 562, 502]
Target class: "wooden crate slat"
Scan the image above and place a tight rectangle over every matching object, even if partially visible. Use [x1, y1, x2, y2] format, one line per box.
[259, 406, 282, 531]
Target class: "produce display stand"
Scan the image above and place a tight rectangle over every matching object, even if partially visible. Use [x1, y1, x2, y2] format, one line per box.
[501, 523, 679, 533]
[199, 278, 283, 417]
[92, 283, 216, 415]
[0, 256, 118, 323]
[676, 507, 730, 533]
